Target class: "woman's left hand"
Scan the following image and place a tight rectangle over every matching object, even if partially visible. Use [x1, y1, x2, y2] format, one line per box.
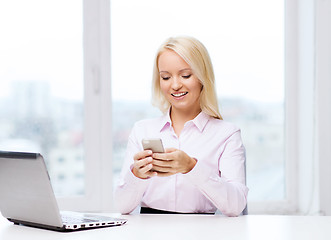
[151, 148, 197, 177]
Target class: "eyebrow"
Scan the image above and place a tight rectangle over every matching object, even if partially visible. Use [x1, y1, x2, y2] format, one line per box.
[159, 68, 192, 74]
[179, 68, 192, 72]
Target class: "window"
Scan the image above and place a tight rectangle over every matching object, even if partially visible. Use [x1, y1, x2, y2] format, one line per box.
[111, 0, 286, 212]
[0, 0, 112, 212]
[0, 0, 84, 196]
[3, 0, 316, 214]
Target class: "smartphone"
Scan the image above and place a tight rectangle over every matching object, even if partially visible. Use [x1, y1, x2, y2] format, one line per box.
[142, 138, 165, 153]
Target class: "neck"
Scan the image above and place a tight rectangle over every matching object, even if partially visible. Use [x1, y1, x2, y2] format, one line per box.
[171, 108, 201, 122]
[170, 107, 201, 136]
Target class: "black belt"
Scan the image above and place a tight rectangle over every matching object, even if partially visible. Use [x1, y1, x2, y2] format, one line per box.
[140, 207, 215, 215]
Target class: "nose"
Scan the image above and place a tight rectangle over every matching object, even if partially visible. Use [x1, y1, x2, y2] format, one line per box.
[171, 77, 182, 91]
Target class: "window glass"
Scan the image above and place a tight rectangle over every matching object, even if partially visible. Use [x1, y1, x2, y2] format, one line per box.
[0, 0, 84, 196]
[111, 0, 284, 201]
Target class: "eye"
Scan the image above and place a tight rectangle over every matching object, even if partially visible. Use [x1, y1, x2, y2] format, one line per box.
[182, 74, 191, 79]
[161, 76, 170, 80]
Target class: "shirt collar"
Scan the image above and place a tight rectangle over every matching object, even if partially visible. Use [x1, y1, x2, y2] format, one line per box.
[159, 109, 210, 133]
[191, 111, 210, 132]
[159, 109, 172, 132]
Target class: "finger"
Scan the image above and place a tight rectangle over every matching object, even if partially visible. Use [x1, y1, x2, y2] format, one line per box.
[139, 163, 153, 173]
[154, 171, 174, 177]
[132, 163, 157, 179]
[152, 165, 173, 173]
[152, 152, 173, 161]
[152, 148, 177, 160]
[145, 170, 158, 178]
[134, 157, 153, 169]
[134, 150, 153, 161]
[164, 148, 177, 153]
[152, 159, 173, 167]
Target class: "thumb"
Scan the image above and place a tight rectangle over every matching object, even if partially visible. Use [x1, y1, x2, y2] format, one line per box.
[164, 148, 177, 153]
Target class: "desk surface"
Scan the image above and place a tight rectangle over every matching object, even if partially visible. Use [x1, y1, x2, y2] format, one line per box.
[0, 214, 330, 240]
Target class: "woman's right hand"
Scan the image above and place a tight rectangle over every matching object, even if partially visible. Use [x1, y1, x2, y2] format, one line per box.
[132, 150, 157, 179]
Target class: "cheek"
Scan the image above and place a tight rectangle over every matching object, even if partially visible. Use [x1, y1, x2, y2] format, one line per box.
[160, 81, 169, 94]
[190, 80, 203, 96]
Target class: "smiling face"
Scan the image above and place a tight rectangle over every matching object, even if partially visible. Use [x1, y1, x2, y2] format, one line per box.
[158, 50, 202, 116]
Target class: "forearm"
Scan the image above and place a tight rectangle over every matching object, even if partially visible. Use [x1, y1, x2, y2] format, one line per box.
[185, 161, 248, 217]
[114, 167, 150, 214]
[199, 180, 248, 217]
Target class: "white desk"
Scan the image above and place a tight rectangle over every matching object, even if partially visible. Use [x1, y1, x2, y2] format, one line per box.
[0, 214, 330, 240]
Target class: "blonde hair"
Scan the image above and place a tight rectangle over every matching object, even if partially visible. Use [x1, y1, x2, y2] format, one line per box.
[152, 36, 222, 120]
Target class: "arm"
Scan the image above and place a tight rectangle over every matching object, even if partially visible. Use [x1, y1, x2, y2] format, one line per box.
[113, 129, 152, 214]
[185, 130, 248, 217]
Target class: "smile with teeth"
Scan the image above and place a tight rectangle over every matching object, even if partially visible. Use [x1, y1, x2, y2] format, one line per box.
[171, 92, 188, 97]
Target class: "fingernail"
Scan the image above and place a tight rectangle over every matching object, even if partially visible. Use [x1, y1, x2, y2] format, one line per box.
[148, 150, 153, 155]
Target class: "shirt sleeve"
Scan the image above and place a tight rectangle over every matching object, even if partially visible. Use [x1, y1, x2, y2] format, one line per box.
[113, 124, 151, 214]
[184, 130, 248, 217]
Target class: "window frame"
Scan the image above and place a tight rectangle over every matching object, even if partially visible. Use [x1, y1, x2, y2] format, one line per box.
[250, 0, 302, 214]
[315, 0, 331, 216]
[249, 0, 317, 214]
[57, 0, 113, 212]
[250, 0, 331, 215]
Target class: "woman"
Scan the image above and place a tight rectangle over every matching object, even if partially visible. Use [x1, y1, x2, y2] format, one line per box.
[114, 36, 248, 216]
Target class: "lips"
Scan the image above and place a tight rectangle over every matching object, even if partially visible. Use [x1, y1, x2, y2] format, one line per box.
[171, 92, 188, 97]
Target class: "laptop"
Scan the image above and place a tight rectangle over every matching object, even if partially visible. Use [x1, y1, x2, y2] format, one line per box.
[0, 151, 127, 231]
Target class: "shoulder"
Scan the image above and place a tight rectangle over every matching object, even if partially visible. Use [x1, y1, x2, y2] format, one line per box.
[207, 117, 241, 136]
[208, 117, 240, 130]
[128, 115, 167, 144]
[205, 118, 244, 150]
[133, 115, 165, 128]
[131, 115, 166, 137]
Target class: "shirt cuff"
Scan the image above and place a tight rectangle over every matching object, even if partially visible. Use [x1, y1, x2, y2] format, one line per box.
[184, 158, 219, 186]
